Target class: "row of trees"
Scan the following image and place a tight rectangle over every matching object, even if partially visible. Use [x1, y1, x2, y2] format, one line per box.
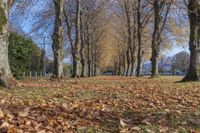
[1, 0, 109, 80]
[110, 0, 200, 81]
[142, 52, 189, 75]
[0, 0, 200, 87]
[37, 0, 108, 79]
[111, 0, 174, 77]
[63, 0, 108, 78]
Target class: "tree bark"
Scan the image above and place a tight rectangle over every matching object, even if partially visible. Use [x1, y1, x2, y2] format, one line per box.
[94, 48, 98, 76]
[80, 11, 85, 77]
[91, 44, 94, 76]
[52, 0, 64, 79]
[94, 55, 97, 76]
[125, 50, 131, 76]
[71, 0, 81, 78]
[86, 30, 91, 77]
[130, 57, 136, 76]
[80, 46, 85, 77]
[136, 0, 143, 77]
[122, 55, 126, 76]
[151, 0, 160, 78]
[124, 0, 131, 77]
[183, 0, 200, 82]
[117, 55, 122, 75]
[0, 0, 12, 88]
[130, 40, 136, 76]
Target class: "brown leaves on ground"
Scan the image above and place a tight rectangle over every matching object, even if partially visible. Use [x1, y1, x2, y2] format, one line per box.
[0, 76, 200, 132]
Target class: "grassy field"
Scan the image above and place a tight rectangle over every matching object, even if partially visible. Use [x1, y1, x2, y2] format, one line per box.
[0, 76, 200, 132]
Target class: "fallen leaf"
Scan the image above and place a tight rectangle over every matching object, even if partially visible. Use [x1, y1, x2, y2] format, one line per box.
[0, 109, 4, 119]
[120, 119, 127, 127]
[18, 107, 30, 117]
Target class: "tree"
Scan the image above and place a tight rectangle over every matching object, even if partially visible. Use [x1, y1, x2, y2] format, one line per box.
[64, 0, 81, 78]
[136, 0, 152, 77]
[112, 0, 137, 77]
[0, 0, 14, 87]
[80, 9, 85, 77]
[158, 54, 171, 73]
[151, 0, 172, 78]
[182, 0, 200, 82]
[124, 0, 132, 76]
[171, 51, 189, 74]
[72, 0, 81, 78]
[9, 32, 43, 79]
[78, 0, 108, 77]
[52, 0, 65, 79]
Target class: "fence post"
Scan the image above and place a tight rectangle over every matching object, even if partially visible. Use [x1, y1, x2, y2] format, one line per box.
[35, 72, 38, 78]
[23, 72, 26, 78]
[29, 71, 32, 78]
[40, 72, 43, 77]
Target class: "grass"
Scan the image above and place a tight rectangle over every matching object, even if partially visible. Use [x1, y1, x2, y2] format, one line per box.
[0, 76, 200, 132]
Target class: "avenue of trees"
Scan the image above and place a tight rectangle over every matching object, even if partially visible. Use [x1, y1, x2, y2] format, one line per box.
[0, 0, 200, 87]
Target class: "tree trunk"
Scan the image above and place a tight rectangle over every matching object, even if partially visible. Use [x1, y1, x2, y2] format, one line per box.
[71, 0, 81, 78]
[126, 50, 131, 76]
[130, 57, 135, 76]
[80, 47, 85, 77]
[117, 56, 122, 75]
[94, 56, 97, 76]
[130, 9, 137, 77]
[122, 55, 126, 76]
[87, 39, 91, 77]
[80, 11, 85, 77]
[91, 46, 94, 76]
[124, 0, 131, 77]
[136, 0, 143, 77]
[130, 41, 136, 76]
[183, 0, 200, 82]
[94, 49, 98, 76]
[71, 53, 79, 78]
[136, 49, 144, 77]
[151, 1, 160, 78]
[52, 0, 64, 79]
[151, 0, 171, 78]
[0, 1, 12, 88]
[151, 55, 159, 77]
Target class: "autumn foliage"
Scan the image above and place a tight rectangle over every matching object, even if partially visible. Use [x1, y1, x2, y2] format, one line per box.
[0, 76, 200, 132]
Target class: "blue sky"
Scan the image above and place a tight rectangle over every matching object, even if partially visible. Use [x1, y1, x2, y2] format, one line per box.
[163, 45, 189, 57]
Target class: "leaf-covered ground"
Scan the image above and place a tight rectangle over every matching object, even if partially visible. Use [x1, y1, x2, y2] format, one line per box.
[0, 76, 200, 133]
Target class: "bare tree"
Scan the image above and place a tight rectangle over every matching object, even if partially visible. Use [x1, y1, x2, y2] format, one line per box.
[64, 0, 81, 78]
[136, 0, 152, 77]
[79, 0, 108, 77]
[151, 0, 172, 78]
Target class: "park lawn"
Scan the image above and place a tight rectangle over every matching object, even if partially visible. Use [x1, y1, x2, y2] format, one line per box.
[0, 76, 200, 132]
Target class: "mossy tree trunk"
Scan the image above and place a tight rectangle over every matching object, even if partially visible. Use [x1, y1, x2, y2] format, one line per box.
[0, 0, 12, 88]
[183, 0, 200, 82]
